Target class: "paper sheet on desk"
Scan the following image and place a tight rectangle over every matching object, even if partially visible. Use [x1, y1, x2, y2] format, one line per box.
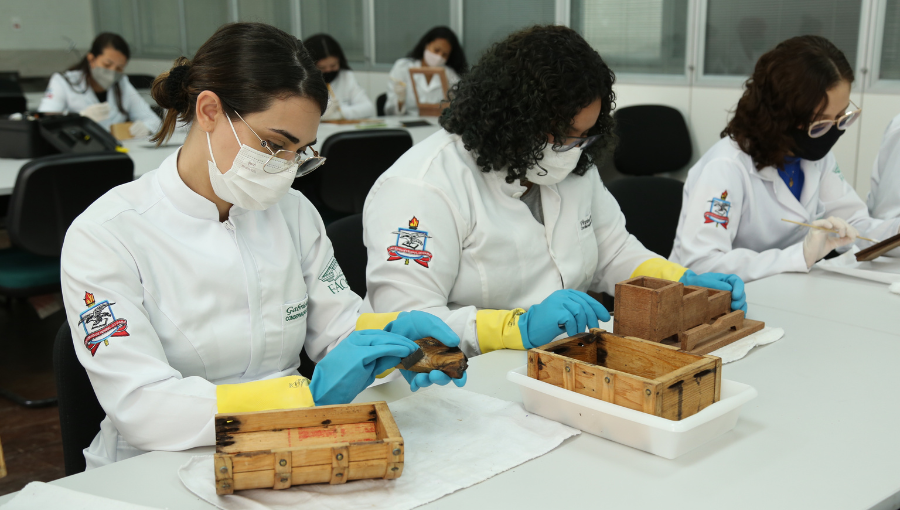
[178, 387, 579, 510]
[0, 482, 160, 509]
[710, 326, 784, 363]
[816, 246, 900, 284]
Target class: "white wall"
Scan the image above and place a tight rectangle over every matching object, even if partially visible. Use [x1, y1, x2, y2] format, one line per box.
[0, 0, 94, 50]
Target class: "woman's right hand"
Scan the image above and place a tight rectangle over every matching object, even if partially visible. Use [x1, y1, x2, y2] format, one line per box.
[309, 330, 418, 406]
[802, 216, 858, 268]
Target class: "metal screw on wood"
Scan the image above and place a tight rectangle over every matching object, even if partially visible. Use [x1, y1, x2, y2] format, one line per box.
[279, 459, 287, 466]
[391, 467, 399, 471]
[336, 453, 344, 460]
[221, 483, 231, 489]
[335, 473, 343, 477]
[604, 376, 610, 383]
[219, 466, 228, 473]
[392, 448, 401, 455]
[280, 476, 289, 483]
[645, 389, 651, 395]
[565, 365, 570, 372]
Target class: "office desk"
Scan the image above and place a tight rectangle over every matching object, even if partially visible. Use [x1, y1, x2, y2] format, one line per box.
[2, 270, 899, 509]
[0, 117, 442, 195]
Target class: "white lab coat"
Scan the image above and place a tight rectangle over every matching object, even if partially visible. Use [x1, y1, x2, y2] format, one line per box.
[670, 137, 900, 282]
[322, 70, 375, 120]
[363, 130, 664, 357]
[38, 70, 162, 132]
[867, 113, 900, 220]
[384, 58, 460, 116]
[60, 150, 360, 469]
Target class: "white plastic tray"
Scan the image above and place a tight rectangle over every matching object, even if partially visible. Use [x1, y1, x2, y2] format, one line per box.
[507, 365, 757, 459]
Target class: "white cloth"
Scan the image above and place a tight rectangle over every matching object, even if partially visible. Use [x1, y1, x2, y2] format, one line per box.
[60, 149, 361, 469]
[38, 70, 162, 132]
[177, 386, 579, 510]
[815, 245, 900, 284]
[324, 71, 375, 120]
[709, 326, 784, 364]
[868, 113, 900, 220]
[890, 282, 900, 295]
[363, 130, 664, 358]
[670, 137, 900, 282]
[0, 482, 159, 510]
[384, 58, 460, 116]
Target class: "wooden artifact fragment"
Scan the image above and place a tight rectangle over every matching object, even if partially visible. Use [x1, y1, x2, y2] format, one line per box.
[214, 402, 404, 494]
[395, 337, 468, 379]
[614, 276, 765, 355]
[110, 122, 134, 141]
[0, 435, 6, 479]
[527, 329, 721, 420]
[855, 232, 900, 262]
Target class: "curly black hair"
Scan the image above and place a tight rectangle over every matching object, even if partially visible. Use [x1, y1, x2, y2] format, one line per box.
[439, 25, 616, 183]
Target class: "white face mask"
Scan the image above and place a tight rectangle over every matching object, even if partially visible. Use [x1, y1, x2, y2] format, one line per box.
[91, 66, 123, 90]
[423, 49, 447, 67]
[526, 145, 583, 185]
[207, 114, 298, 210]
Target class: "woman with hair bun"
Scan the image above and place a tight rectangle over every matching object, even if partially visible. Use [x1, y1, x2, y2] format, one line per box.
[39, 32, 161, 137]
[363, 26, 746, 359]
[60, 22, 463, 469]
[671, 35, 900, 282]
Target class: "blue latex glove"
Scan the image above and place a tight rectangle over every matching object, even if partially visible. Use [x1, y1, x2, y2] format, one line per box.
[385, 311, 467, 392]
[518, 289, 611, 349]
[309, 330, 419, 406]
[679, 270, 748, 314]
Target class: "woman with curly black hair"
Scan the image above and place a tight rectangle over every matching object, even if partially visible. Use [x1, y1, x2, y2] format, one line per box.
[384, 26, 467, 116]
[671, 36, 900, 282]
[363, 25, 746, 359]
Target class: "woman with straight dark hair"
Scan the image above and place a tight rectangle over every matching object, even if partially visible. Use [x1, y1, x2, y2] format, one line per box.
[60, 22, 463, 469]
[363, 26, 745, 359]
[671, 35, 900, 282]
[384, 26, 467, 116]
[39, 32, 160, 137]
[304, 33, 374, 119]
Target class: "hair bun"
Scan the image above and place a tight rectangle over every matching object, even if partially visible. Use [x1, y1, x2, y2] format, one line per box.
[164, 64, 191, 112]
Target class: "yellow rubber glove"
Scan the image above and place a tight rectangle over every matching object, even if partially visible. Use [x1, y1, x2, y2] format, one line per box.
[216, 375, 314, 414]
[630, 258, 689, 281]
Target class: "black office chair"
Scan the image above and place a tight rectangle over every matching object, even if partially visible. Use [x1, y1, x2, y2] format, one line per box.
[606, 176, 684, 259]
[53, 322, 106, 475]
[376, 93, 387, 117]
[0, 152, 133, 407]
[613, 105, 692, 176]
[317, 130, 412, 215]
[127, 74, 156, 89]
[0, 71, 27, 115]
[325, 213, 366, 297]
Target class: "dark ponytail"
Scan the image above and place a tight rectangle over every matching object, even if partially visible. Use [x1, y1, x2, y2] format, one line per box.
[151, 22, 329, 146]
[68, 32, 131, 116]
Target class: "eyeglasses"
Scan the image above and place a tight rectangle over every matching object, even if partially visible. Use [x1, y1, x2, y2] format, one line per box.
[807, 99, 862, 138]
[552, 134, 602, 152]
[233, 111, 326, 176]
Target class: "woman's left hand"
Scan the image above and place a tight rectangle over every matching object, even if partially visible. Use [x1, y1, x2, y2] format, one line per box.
[385, 311, 467, 392]
[679, 270, 747, 313]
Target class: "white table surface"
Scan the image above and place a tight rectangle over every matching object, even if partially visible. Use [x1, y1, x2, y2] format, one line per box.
[0, 117, 442, 195]
[3, 270, 900, 510]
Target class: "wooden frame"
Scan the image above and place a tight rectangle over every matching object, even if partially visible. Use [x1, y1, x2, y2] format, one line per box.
[856, 232, 900, 262]
[614, 276, 764, 355]
[408, 67, 450, 117]
[214, 402, 403, 494]
[0, 435, 6, 479]
[528, 329, 721, 420]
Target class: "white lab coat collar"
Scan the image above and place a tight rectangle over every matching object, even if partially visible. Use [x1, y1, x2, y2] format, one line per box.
[156, 148, 250, 221]
[751, 160, 821, 220]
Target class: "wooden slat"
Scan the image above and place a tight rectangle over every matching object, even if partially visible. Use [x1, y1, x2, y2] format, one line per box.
[331, 445, 349, 484]
[230, 441, 392, 473]
[682, 315, 765, 356]
[233, 459, 398, 491]
[681, 286, 709, 330]
[0, 436, 6, 479]
[348, 459, 389, 480]
[291, 465, 331, 485]
[855, 232, 900, 261]
[214, 454, 233, 495]
[384, 440, 404, 479]
[217, 422, 377, 454]
[273, 451, 291, 489]
[600, 370, 615, 402]
[373, 402, 402, 440]
[680, 310, 745, 351]
[658, 361, 719, 420]
[706, 289, 731, 319]
[541, 333, 599, 364]
[216, 403, 377, 435]
[599, 332, 701, 379]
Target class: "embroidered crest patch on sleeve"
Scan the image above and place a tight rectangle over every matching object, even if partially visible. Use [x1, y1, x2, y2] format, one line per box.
[387, 216, 433, 267]
[77, 291, 129, 356]
[318, 257, 349, 294]
[704, 191, 731, 229]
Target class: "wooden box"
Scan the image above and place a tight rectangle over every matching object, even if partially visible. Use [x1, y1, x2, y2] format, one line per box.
[214, 402, 403, 494]
[528, 329, 721, 420]
[614, 276, 764, 355]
